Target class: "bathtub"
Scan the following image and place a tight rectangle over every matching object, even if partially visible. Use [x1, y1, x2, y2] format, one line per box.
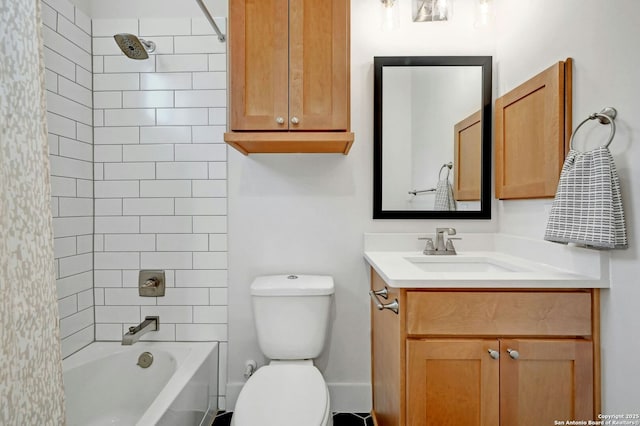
[63, 342, 218, 426]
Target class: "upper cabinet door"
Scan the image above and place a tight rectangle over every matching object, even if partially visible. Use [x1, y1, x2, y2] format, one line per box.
[494, 59, 572, 199]
[229, 0, 289, 131]
[289, 0, 349, 131]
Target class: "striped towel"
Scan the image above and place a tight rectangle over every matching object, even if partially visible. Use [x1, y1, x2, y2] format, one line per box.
[434, 178, 457, 211]
[544, 147, 627, 249]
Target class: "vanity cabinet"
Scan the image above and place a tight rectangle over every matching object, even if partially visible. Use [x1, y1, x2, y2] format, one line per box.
[224, 0, 354, 155]
[370, 269, 600, 426]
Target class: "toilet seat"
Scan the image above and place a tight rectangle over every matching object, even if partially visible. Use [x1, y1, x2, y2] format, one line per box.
[232, 363, 331, 426]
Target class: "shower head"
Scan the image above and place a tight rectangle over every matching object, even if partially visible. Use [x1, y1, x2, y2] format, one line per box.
[113, 33, 156, 60]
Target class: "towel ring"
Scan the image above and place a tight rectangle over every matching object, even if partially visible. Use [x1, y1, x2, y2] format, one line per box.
[438, 162, 453, 180]
[569, 107, 617, 151]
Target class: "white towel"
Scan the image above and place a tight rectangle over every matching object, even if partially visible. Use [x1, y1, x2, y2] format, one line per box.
[544, 147, 627, 249]
[433, 178, 457, 211]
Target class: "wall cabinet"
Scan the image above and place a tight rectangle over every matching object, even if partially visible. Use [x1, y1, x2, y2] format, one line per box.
[370, 269, 600, 426]
[224, 0, 354, 155]
[494, 58, 572, 199]
[454, 110, 482, 201]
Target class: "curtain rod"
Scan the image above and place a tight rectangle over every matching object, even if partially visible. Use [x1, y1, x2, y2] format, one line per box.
[195, 0, 226, 42]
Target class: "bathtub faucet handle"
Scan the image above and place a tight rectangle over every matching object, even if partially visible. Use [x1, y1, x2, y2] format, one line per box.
[143, 277, 159, 288]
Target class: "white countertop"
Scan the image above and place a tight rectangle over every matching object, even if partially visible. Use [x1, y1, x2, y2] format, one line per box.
[364, 233, 610, 289]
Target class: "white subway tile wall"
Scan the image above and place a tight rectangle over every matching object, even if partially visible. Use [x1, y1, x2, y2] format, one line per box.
[42, 9, 229, 408]
[43, 0, 94, 359]
[92, 17, 229, 407]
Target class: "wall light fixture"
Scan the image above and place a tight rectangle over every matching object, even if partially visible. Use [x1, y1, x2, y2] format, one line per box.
[474, 0, 494, 28]
[413, 0, 450, 22]
[381, 0, 400, 31]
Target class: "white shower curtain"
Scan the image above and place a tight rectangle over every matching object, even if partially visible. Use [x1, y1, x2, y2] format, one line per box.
[0, 0, 65, 423]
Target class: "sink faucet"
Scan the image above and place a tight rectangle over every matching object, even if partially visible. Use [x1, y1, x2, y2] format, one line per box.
[122, 316, 159, 345]
[419, 227, 459, 255]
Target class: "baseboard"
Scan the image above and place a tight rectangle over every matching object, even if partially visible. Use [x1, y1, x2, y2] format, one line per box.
[328, 382, 372, 412]
[226, 381, 372, 413]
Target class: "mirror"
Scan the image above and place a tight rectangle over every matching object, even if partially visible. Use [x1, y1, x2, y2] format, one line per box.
[373, 56, 492, 219]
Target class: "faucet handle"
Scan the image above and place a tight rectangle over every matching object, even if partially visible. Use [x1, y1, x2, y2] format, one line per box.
[142, 277, 159, 288]
[445, 237, 461, 253]
[418, 237, 435, 254]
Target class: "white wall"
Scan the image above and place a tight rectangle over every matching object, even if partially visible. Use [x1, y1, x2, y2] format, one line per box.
[382, 67, 413, 210]
[42, 0, 95, 358]
[494, 0, 640, 412]
[227, 0, 497, 411]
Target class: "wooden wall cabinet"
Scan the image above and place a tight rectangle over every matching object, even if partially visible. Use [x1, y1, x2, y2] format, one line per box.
[370, 269, 600, 426]
[454, 110, 482, 201]
[224, 0, 354, 155]
[494, 58, 572, 199]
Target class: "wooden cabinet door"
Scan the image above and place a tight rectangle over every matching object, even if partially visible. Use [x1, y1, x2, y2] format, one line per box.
[494, 60, 570, 199]
[371, 274, 403, 426]
[500, 339, 594, 426]
[229, 0, 289, 131]
[289, 0, 349, 131]
[407, 339, 499, 426]
[454, 110, 482, 201]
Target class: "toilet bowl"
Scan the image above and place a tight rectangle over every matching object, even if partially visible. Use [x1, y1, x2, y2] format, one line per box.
[231, 361, 332, 426]
[231, 275, 335, 426]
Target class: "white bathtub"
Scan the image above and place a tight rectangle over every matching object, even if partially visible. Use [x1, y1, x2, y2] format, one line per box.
[63, 342, 218, 426]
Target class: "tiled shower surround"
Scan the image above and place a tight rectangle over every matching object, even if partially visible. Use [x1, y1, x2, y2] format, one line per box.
[42, 0, 229, 407]
[91, 17, 228, 343]
[43, 0, 95, 359]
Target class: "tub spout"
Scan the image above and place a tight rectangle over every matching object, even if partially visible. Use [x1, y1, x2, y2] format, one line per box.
[122, 316, 159, 345]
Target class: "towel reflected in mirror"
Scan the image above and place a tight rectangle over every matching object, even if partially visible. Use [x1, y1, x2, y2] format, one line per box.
[434, 177, 457, 211]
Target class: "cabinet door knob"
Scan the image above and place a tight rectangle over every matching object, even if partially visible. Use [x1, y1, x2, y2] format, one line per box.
[290, 116, 300, 125]
[276, 116, 285, 124]
[488, 349, 500, 360]
[507, 348, 520, 359]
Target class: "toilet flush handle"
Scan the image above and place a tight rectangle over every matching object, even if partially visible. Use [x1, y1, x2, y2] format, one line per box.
[244, 360, 257, 379]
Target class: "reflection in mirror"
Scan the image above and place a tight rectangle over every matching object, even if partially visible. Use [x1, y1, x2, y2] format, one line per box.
[373, 56, 492, 219]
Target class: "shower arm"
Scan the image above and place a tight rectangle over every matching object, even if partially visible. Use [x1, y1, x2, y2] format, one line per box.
[195, 0, 226, 42]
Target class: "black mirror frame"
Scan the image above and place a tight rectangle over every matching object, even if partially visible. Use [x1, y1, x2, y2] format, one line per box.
[373, 56, 492, 219]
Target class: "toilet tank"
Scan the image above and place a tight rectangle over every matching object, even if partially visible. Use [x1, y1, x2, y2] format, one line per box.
[250, 275, 334, 360]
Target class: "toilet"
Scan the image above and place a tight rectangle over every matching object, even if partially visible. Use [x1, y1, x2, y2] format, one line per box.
[231, 274, 335, 426]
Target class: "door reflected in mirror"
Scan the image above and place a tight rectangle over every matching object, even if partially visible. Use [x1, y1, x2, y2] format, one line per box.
[373, 56, 492, 219]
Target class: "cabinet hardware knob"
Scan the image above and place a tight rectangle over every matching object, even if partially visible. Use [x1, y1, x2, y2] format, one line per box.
[290, 116, 300, 125]
[276, 116, 285, 124]
[488, 349, 500, 360]
[507, 348, 520, 359]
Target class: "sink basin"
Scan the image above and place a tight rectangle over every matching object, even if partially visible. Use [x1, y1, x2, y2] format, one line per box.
[404, 256, 522, 273]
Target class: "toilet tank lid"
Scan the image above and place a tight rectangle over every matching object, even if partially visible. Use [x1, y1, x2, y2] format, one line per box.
[250, 275, 335, 296]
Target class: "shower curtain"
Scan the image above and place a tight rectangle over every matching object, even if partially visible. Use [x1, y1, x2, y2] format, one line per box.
[0, 0, 65, 424]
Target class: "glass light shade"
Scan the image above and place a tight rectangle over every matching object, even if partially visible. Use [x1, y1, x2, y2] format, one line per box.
[474, 0, 494, 28]
[381, 0, 400, 31]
